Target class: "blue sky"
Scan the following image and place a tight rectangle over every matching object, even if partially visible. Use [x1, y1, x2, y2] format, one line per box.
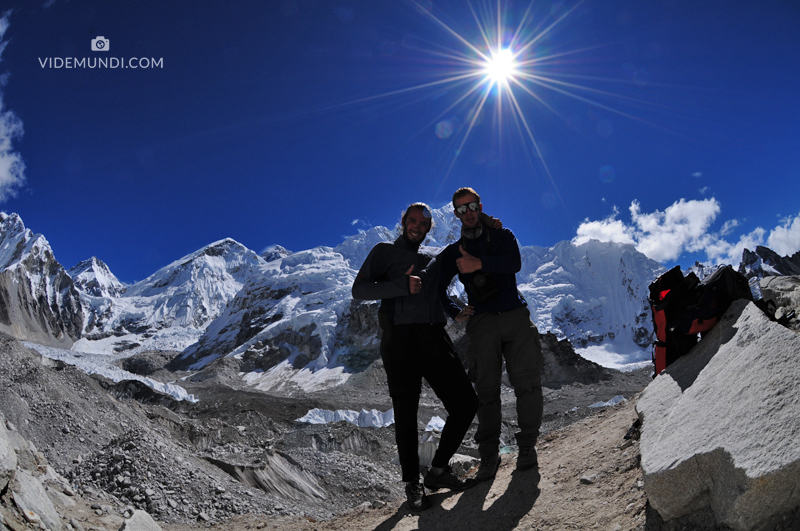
[0, 0, 798, 283]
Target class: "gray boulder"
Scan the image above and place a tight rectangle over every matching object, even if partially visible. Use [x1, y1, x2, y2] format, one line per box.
[637, 300, 800, 530]
[12, 468, 63, 531]
[0, 414, 17, 491]
[118, 509, 162, 531]
[761, 275, 800, 332]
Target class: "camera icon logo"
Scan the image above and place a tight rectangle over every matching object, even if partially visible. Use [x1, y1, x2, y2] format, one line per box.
[91, 36, 110, 51]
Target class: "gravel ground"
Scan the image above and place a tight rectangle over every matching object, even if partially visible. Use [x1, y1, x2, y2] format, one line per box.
[0, 332, 653, 531]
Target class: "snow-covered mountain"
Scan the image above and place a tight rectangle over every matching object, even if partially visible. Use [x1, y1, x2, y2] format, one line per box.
[174, 245, 356, 376]
[517, 240, 664, 350]
[261, 244, 292, 262]
[171, 206, 664, 379]
[71, 238, 266, 354]
[10, 206, 791, 376]
[68, 257, 127, 298]
[0, 213, 83, 347]
[171, 213, 477, 378]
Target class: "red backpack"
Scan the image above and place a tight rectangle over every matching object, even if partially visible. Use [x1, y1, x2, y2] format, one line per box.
[648, 265, 752, 376]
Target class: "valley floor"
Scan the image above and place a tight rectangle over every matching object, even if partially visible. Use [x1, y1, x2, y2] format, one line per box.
[153, 397, 647, 531]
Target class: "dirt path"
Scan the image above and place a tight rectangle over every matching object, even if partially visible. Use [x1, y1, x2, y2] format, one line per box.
[157, 395, 646, 531]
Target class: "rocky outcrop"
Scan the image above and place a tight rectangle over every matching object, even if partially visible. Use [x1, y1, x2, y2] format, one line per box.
[637, 300, 800, 530]
[539, 332, 612, 388]
[118, 510, 162, 531]
[260, 245, 292, 262]
[739, 246, 800, 278]
[760, 275, 800, 333]
[0, 411, 69, 531]
[0, 413, 17, 492]
[0, 213, 83, 348]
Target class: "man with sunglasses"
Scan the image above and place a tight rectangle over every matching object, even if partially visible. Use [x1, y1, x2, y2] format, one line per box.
[352, 202, 480, 512]
[436, 187, 544, 483]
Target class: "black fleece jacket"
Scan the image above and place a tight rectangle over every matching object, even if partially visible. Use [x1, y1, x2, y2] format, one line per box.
[351, 235, 446, 326]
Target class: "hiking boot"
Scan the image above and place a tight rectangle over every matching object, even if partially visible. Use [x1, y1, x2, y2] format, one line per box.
[423, 465, 475, 492]
[517, 446, 538, 471]
[405, 480, 431, 512]
[475, 453, 500, 482]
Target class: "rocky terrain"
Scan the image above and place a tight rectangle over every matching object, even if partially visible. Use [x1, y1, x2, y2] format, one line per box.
[3, 275, 800, 531]
[2, 208, 799, 531]
[0, 328, 653, 531]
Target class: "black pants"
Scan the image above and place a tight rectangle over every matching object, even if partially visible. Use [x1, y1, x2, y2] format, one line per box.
[380, 321, 478, 482]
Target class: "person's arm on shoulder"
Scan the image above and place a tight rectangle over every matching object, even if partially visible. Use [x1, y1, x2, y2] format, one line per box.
[480, 212, 503, 230]
[352, 245, 413, 300]
[478, 227, 522, 274]
[436, 245, 467, 319]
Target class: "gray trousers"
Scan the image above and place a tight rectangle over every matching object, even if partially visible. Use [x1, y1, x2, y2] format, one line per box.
[465, 306, 544, 456]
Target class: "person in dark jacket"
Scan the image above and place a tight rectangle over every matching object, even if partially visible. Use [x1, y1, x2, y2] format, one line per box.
[436, 187, 544, 482]
[352, 202, 479, 512]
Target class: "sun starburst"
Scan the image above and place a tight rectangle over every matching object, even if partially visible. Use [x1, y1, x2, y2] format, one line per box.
[331, 0, 657, 210]
[484, 48, 519, 84]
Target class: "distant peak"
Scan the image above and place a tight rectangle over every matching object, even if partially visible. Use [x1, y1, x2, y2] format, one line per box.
[0, 212, 27, 234]
[261, 245, 292, 262]
[200, 238, 249, 258]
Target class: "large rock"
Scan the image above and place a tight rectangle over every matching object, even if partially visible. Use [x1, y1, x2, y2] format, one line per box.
[12, 468, 63, 531]
[118, 509, 162, 531]
[0, 413, 18, 491]
[636, 300, 800, 530]
[760, 275, 800, 333]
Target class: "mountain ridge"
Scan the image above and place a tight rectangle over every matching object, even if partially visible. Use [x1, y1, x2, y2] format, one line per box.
[1, 208, 796, 374]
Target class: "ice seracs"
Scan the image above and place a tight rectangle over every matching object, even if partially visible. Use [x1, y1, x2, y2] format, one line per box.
[72, 238, 265, 355]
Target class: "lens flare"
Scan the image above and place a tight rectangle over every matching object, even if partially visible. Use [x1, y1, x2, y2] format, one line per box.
[327, 0, 661, 213]
[484, 48, 518, 84]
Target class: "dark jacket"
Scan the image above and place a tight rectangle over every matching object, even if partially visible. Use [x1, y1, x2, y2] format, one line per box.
[437, 225, 527, 318]
[352, 236, 446, 326]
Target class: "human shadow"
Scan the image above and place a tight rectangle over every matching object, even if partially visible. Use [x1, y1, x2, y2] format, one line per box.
[370, 466, 541, 531]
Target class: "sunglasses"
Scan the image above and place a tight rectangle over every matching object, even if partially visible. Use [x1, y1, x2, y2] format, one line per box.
[455, 202, 480, 215]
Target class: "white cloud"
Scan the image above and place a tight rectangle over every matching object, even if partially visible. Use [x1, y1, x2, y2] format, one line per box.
[767, 213, 800, 256]
[703, 227, 766, 265]
[573, 208, 636, 246]
[0, 13, 26, 203]
[692, 172, 703, 178]
[699, 186, 709, 195]
[630, 199, 720, 262]
[720, 219, 738, 236]
[575, 198, 800, 265]
[575, 198, 724, 262]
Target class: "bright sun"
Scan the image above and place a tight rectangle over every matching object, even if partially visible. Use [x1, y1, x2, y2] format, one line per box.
[484, 48, 517, 84]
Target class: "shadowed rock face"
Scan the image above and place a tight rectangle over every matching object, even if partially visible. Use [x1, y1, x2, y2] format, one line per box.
[637, 299, 800, 530]
[449, 321, 611, 389]
[0, 213, 83, 348]
[538, 332, 611, 388]
[739, 246, 800, 278]
[0, 252, 83, 348]
[760, 275, 800, 333]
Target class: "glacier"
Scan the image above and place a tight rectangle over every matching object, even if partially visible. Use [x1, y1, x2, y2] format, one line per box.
[2, 206, 670, 378]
